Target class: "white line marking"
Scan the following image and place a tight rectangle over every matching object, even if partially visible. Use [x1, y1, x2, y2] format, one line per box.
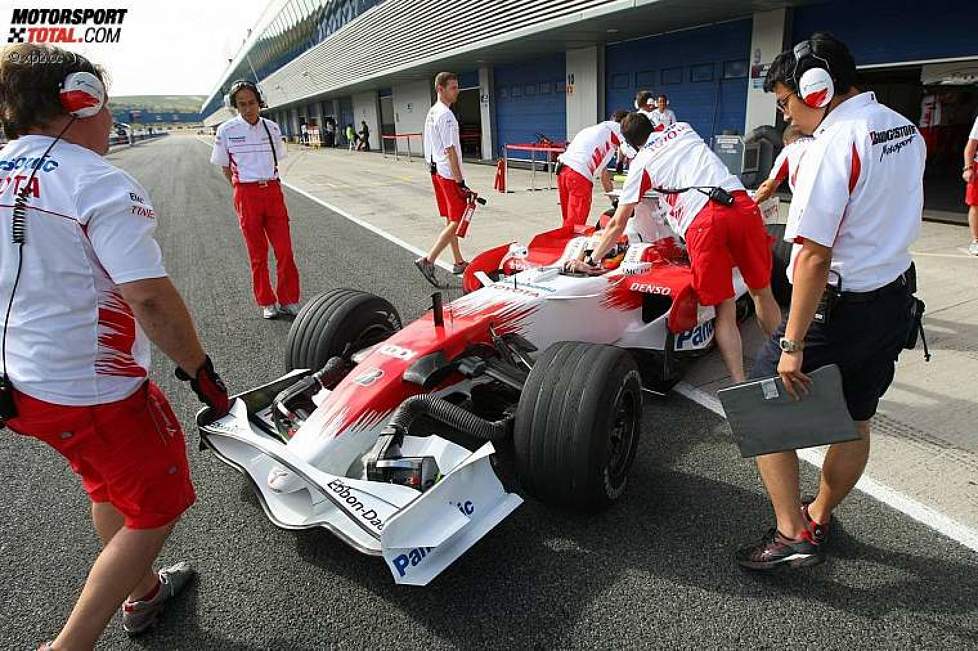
[194, 135, 977, 552]
[675, 381, 978, 552]
[281, 181, 454, 274]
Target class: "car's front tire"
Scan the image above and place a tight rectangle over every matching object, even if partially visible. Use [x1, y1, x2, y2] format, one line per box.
[513, 342, 643, 511]
[284, 289, 401, 372]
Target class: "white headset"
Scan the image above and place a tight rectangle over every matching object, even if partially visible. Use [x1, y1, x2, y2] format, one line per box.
[59, 71, 106, 118]
[793, 40, 835, 109]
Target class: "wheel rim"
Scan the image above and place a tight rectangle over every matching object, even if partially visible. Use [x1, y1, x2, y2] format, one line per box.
[606, 387, 638, 487]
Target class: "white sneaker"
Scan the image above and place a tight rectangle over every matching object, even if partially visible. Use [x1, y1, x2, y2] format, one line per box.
[122, 561, 197, 635]
[968, 241, 978, 257]
[262, 305, 279, 319]
[279, 303, 301, 316]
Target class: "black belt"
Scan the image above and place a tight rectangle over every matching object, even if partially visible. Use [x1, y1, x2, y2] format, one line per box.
[554, 161, 565, 175]
[837, 266, 913, 303]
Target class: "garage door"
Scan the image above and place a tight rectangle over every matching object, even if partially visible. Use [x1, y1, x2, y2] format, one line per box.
[605, 19, 751, 140]
[792, 0, 975, 65]
[493, 53, 566, 157]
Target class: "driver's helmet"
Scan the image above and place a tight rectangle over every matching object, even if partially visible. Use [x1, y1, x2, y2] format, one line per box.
[600, 235, 630, 270]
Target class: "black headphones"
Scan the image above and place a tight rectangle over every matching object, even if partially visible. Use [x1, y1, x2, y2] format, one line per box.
[792, 39, 836, 108]
[225, 79, 266, 109]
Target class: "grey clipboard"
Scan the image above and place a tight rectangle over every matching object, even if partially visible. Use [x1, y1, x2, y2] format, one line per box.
[717, 364, 860, 458]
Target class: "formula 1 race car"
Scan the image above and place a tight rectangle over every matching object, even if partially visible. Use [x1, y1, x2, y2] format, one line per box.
[198, 192, 786, 586]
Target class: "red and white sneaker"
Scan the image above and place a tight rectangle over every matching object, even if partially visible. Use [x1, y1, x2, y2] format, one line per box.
[122, 561, 197, 635]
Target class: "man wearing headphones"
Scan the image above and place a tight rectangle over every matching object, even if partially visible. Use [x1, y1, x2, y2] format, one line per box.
[0, 44, 231, 649]
[634, 89, 656, 122]
[211, 80, 301, 320]
[737, 33, 925, 570]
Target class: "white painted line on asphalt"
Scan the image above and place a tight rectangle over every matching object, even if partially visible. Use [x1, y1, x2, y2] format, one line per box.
[281, 181, 455, 274]
[195, 137, 978, 552]
[675, 381, 978, 552]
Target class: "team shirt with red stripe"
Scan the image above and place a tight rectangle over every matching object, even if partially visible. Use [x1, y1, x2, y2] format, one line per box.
[768, 137, 813, 192]
[0, 136, 167, 405]
[557, 120, 624, 181]
[210, 115, 286, 183]
[619, 122, 743, 237]
[786, 92, 926, 292]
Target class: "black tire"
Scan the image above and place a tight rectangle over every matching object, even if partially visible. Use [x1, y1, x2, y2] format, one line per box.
[513, 342, 642, 511]
[767, 223, 792, 308]
[284, 289, 401, 372]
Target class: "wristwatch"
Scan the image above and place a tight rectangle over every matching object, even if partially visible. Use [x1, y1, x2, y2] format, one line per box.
[778, 337, 804, 353]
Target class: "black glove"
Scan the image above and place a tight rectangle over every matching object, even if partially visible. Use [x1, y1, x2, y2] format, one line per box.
[175, 356, 231, 419]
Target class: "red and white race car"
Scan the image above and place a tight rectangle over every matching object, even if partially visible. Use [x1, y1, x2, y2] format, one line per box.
[198, 192, 785, 586]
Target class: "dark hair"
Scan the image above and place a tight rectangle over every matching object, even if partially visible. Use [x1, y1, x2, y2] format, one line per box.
[635, 90, 654, 108]
[0, 43, 106, 138]
[764, 32, 857, 95]
[621, 112, 653, 150]
[611, 109, 629, 122]
[657, 94, 668, 102]
[229, 80, 261, 108]
[434, 71, 457, 89]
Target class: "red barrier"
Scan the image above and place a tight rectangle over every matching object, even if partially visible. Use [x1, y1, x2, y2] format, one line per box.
[503, 142, 567, 191]
[381, 132, 423, 161]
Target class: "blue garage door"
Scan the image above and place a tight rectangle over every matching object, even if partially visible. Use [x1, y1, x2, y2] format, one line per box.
[493, 54, 566, 157]
[605, 19, 751, 140]
[792, 0, 976, 65]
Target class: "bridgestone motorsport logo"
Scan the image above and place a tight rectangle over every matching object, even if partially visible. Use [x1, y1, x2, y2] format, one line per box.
[7, 8, 128, 44]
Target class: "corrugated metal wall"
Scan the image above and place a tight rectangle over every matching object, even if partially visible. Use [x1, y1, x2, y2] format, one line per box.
[257, 0, 616, 109]
[493, 54, 567, 154]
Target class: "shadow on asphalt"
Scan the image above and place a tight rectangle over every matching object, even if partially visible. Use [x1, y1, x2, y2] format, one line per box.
[233, 401, 978, 647]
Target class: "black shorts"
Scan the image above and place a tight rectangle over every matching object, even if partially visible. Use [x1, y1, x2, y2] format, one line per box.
[750, 286, 912, 422]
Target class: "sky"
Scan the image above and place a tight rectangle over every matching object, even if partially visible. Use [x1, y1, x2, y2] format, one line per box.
[0, 0, 278, 98]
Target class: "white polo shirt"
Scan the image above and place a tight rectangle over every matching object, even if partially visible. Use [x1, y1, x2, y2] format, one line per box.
[423, 101, 463, 180]
[619, 122, 744, 237]
[0, 136, 167, 406]
[768, 137, 814, 192]
[969, 115, 978, 154]
[786, 92, 926, 292]
[557, 121, 623, 181]
[210, 115, 286, 183]
[650, 108, 677, 131]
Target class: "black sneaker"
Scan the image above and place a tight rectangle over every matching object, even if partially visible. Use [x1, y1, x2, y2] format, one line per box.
[452, 261, 469, 275]
[414, 257, 439, 286]
[802, 496, 831, 547]
[736, 528, 823, 570]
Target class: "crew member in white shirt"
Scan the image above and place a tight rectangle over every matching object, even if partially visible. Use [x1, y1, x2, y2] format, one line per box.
[754, 123, 813, 202]
[738, 32, 927, 571]
[575, 116, 782, 383]
[0, 44, 230, 650]
[962, 114, 978, 255]
[415, 71, 479, 285]
[555, 110, 631, 230]
[649, 94, 677, 132]
[211, 80, 301, 320]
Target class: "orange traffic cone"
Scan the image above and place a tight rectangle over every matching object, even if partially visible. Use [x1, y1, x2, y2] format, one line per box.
[493, 158, 507, 193]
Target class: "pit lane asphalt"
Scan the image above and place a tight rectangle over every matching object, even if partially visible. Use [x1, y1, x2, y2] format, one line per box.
[1, 136, 975, 650]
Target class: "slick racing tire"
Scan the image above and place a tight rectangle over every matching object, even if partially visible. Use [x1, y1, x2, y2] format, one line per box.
[513, 342, 642, 511]
[285, 289, 401, 372]
[767, 223, 792, 308]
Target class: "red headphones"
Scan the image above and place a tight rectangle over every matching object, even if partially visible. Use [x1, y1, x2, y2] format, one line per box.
[59, 71, 106, 118]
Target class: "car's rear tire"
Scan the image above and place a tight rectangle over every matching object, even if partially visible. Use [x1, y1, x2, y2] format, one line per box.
[767, 223, 792, 308]
[284, 289, 401, 372]
[513, 342, 642, 511]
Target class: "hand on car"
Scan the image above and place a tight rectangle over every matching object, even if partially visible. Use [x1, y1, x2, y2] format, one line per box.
[176, 355, 231, 418]
[563, 258, 602, 275]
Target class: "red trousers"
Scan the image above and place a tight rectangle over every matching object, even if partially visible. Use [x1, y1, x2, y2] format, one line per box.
[557, 167, 594, 230]
[232, 181, 300, 307]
